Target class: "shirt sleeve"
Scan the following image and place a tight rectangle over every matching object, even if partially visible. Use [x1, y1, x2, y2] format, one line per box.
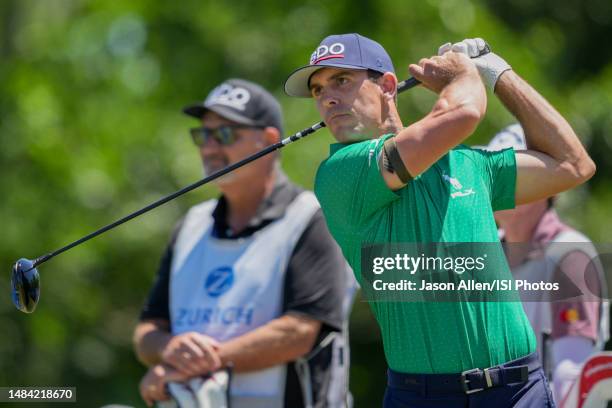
[471, 147, 517, 211]
[139, 219, 184, 322]
[314, 136, 400, 229]
[282, 209, 351, 332]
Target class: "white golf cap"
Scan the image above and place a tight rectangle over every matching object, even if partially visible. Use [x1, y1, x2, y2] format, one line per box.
[484, 123, 527, 151]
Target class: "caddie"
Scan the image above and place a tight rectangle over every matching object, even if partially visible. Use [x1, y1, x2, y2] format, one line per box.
[487, 124, 609, 405]
[133, 78, 355, 408]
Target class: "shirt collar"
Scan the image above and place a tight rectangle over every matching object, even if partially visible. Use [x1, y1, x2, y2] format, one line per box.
[329, 143, 346, 155]
[501, 209, 570, 264]
[527, 209, 569, 262]
[211, 170, 301, 239]
[328, 134, 396, 156]
[531, 209, 569, 245]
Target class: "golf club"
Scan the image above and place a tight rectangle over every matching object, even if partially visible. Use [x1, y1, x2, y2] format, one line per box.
[12, 50, 489, 313]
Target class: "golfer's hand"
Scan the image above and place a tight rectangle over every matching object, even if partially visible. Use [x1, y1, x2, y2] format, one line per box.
[408, 51, 480, 94]
[161, 332, 222, 376]
[139, 364, 174, 407]
[438, 38, 511, 91]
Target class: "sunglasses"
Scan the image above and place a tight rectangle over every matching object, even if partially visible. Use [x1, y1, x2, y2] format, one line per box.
[190, 125, 264, 147]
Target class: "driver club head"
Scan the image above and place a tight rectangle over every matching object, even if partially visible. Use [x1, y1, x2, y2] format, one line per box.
[11, 258, 40, 313]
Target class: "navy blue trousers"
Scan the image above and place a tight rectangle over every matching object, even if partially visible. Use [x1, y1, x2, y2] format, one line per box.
[383, 353, 555, 408]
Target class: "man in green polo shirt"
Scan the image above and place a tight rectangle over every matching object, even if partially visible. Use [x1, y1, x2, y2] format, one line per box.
[284, 34, 595, 407]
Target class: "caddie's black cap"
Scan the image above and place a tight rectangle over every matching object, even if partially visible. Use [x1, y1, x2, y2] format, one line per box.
[183, 79, 284, 135]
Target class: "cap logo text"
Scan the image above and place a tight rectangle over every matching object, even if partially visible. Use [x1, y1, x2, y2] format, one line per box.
[310, 42, 345, 65]
[204, 84, 251, 111]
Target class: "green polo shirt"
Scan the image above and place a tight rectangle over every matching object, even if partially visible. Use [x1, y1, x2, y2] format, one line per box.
[314, 134, 535, 374]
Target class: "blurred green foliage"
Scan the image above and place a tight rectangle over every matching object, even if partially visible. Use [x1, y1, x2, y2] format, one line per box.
[1, 0, 611, 406]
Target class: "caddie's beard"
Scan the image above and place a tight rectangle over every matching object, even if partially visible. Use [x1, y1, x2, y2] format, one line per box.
[203, 157, 236, 185]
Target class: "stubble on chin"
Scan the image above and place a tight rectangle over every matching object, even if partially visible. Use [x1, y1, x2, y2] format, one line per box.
[338, 125, 375, 144]
[205, 167, 236, 186]
[203, 161, 237, 185]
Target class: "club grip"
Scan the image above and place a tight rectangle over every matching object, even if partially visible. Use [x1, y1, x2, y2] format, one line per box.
[397, 41, 491, 94]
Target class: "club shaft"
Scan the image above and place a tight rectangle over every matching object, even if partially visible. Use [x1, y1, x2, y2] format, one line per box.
[32, 77, 422, 268]
[32, 121, 328, 267]
[398, 77, 419, 93]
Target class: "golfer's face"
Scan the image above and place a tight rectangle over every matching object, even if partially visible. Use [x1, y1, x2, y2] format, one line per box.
[309, 68, 385, 143]
[198, 112, 267, 184]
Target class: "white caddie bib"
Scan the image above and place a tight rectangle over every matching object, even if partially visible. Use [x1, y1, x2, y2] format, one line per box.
[513, 230, 609, 359]
[169, 191, 320, 407]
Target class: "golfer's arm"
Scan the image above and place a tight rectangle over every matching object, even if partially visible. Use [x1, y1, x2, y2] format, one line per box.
[384, 73, 486, 188]
[133, 319, 172, 367]
[217, 313, 321, 373]
[495, 71, 596, 204]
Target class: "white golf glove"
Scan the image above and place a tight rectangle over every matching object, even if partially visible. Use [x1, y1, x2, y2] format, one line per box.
[438, 38, 511, 91]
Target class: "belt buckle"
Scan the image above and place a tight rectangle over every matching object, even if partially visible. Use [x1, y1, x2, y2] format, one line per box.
[461, 368, 484, 394]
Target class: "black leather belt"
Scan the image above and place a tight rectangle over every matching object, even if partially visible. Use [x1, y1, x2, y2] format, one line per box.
[387, 352, 539, 395]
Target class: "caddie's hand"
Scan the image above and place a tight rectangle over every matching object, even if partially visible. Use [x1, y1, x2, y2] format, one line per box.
[408, 51, 480, 94]
[161, 332, 222, 376]
[438, 38, 511, 91]
[139, 364, 171, 407]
